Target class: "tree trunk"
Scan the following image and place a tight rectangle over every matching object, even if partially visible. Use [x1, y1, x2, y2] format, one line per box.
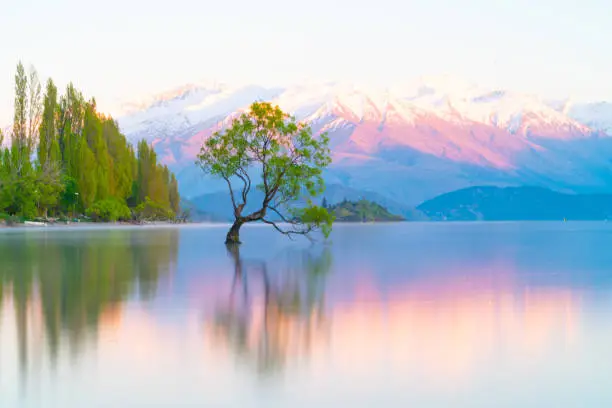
[225, 219, 244, 245]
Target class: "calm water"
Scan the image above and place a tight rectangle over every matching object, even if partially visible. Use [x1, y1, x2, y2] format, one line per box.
[2, 222, 612, 407]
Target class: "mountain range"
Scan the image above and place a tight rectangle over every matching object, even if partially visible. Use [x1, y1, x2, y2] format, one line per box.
[104, 78, 612, 213]
[418, 186, 612, 221]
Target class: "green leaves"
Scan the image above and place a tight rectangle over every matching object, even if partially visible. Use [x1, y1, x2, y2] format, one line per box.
[0, 62, 180, 221]
[134, 196, 176, 221]
[38, 78, 58, 171]
[294, 203, 335, 239]
[86, 198, 132, 222]
[197, 101, 334, 241]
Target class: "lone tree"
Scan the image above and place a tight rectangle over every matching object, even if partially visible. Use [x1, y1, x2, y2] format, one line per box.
[197, 101, 334, 244]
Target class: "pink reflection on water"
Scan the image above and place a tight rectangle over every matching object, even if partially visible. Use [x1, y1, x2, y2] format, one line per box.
[196, 258, 582, 387]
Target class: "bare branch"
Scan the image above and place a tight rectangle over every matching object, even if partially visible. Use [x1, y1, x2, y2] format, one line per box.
[243, 208, 265, 222]
[235, 166, 251, 205]
[267, 205, 294, 224]
[261, 218, 315, 240]
[261, 219, 297, 241]
[223, 176, 238, 213]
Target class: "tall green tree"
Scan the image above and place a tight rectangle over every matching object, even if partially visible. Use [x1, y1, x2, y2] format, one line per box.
[57, 83, 85, 174]
[27, 65, 42, 151]
[36, 79, 63, 216]
[197, 101, 334, 244]
[75, 137, 98, 210]
[83, 101, 111, 200]
[134, 140, 175, 210]
[1, 62, 38, 216]
[1, 62, 180, 221]
[169, 173, 180, 214]
[12, 61, 29, 176]
[102, 118, 135, 200]
[38, 78, 59, 171]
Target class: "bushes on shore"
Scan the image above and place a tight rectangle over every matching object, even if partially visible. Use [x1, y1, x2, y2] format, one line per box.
[86, 199, 132, 222]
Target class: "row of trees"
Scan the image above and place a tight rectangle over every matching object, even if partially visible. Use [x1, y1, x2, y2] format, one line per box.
[0, 228, 179, 375]
[0, 62, 179, 222]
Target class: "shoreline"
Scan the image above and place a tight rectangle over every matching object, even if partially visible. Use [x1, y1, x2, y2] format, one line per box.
[0, 220, 191, 229]
[1, 219, 606, 231]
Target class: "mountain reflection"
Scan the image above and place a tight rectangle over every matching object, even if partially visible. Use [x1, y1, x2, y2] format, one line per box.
[204, 244, 333, 377]
[321, 278, 580, 385]
[200, 247, 587, 386]
[3, 225, 611, 407]
[0, 228, 179, 385]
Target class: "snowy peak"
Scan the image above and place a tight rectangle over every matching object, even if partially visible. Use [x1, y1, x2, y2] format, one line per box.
[115, 78, 609, 149]
[118, 82, 228, 115]
[112, 77, 612, 205]
[271, 82, 591, 140]
[116, 83, 284, 140]
[564, 101, 612, 135]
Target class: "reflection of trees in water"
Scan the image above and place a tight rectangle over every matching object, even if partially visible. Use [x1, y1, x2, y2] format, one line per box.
[0, 228, 179, 382]
[209, 244, 333, 377]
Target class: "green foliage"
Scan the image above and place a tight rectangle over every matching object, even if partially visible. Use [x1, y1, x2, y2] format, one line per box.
[38, 78, 58, 171]
[0, 170, 39, 218]
[292, 202, 335, 238]
[35, 168, 64, 216]
[134, 197, 175, 221]
[197, 101, 333, 243]
[12, 62, 28, 156]
[134, 141, 172, 208]
[86, 199, 132, 222]
[60, 176, 78, 211]
[328, 199, 404, 222]
[0, 62, 181, 222]
[0, 229, 179, 362]
[0, 213, 23, 226]
[169, 173, 180, 214]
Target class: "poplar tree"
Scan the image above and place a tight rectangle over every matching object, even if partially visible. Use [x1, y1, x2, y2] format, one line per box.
[12, 62, 28, 176]
[36, 79, 63, 216]
[1, 62, 180, 221]
[38, 79, 58, 171]
[169, 173, 180, 214]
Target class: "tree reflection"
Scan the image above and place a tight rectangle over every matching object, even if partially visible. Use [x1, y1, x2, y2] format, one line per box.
[208, 244, 333, 377]
[0, 228, 179, 385]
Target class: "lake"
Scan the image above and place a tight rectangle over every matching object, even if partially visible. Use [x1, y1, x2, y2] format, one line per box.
[2, 222, 612, 407]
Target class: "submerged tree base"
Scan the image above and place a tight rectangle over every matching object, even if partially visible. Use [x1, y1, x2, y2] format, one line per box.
[225, 221, 243, 245]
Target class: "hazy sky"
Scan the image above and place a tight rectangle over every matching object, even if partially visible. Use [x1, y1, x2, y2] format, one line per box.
[1, 0, 610, 124]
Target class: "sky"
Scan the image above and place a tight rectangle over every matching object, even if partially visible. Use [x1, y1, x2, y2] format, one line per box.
[1, 0, 611, 125]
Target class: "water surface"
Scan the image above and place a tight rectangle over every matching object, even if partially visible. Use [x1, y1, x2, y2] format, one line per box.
[1, 222, 612, 407]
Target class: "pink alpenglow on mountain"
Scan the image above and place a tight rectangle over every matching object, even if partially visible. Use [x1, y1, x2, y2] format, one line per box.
[115, 80, 612, 206]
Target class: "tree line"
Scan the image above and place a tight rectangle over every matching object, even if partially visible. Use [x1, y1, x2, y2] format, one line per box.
[0, 228, 179, 372]
[0, 62, 180, 222]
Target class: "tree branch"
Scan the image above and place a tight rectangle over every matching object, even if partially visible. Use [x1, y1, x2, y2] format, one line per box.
[261, 218, 316, 242]
[235, 166, 251, 205]
[223, 175, 238, 214]
[242, 208, 265, 222]
[267, 205, 293, 223]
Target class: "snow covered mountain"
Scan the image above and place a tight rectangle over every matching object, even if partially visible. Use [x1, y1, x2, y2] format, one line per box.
[115, 79, 612, 207]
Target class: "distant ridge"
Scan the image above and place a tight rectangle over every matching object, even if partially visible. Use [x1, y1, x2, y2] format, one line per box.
[417, 186, 612, 221]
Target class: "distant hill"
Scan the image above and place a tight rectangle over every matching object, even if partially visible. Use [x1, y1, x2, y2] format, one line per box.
[186, 184, 612, 223]
[180, 199, 227, 222]
[417, 186, 612, 221]
[189, 183, 425, 221]
[328, 199, 404, 222]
